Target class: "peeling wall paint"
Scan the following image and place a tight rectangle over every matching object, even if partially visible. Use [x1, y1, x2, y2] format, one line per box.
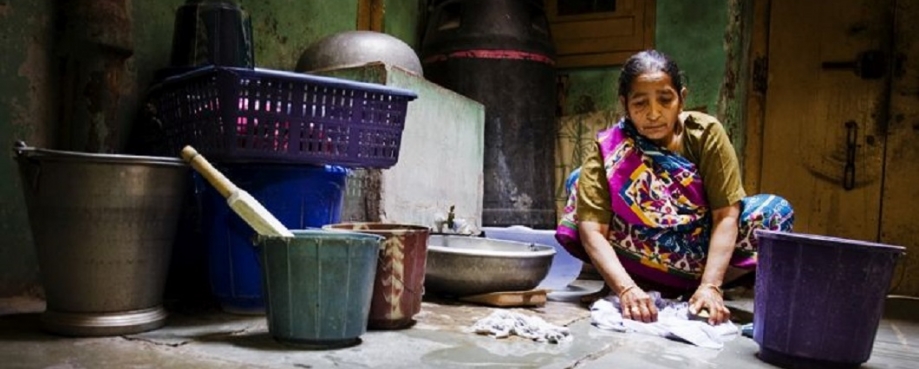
[716, 0, 753, 159]
[656, 0, 729, 115]
[560, 0, 731, 115]
[245, 0, 359, 71]
[0, 0, 419, 297]
[383, 0, 425, 50]
[558, 68, 620, 116]
[0, 0, 54, 297]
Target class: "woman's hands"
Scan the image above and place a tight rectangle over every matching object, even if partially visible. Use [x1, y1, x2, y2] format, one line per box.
[579, 221, 659, 323]
[691, 203, 740, 325]
[689, 283, 731, 325]
[619, 285, 658, 323]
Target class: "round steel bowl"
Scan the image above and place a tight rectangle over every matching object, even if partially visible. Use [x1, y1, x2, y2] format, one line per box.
[424, 235, 555, 297]
[295, 30, 423, 76]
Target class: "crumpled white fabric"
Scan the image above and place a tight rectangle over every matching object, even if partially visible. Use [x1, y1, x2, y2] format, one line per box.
[590, 291, 739, 349]
[469, 310, 572, 344]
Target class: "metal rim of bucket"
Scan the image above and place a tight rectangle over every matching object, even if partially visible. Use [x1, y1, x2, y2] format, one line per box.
[755, 229, 906, 254]
[41, 307, 168, 337]
[14, 143, 186, 167]
[210, 161, 350, 173]
[322, 222, 431, 235]
[428, 236, 556, 259]
[427, 244, 556, 258]
[259, 229, 386, 243]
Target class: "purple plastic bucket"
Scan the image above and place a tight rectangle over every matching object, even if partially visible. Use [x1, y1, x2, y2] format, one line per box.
[754, 230, 905, 368]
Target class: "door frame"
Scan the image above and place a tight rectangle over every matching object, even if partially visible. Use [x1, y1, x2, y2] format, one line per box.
[741, 0, 771, 195]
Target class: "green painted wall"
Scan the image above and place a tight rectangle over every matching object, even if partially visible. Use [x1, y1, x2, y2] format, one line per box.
[560, 68, 620, 115]
[656, 0, 729, 115]
[717, 0, 754, 161]
[561, 0, 733, 123]
[0, 0, 54, 297]
[0, 0, 403, 297]
[130, 1, 361, 74]
[245, 0, 359, 70]
[383, 0, 425, 50]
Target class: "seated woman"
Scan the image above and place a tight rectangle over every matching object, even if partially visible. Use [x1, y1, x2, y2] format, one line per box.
[556, 50, 794, 325]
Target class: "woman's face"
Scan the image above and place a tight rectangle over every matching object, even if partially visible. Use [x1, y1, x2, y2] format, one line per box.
[620, 71, 686, 145]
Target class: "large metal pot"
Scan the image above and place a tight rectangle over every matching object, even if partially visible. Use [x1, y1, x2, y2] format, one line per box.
[295, 30, 423, 76]
[14, 143, 188, 336]
[424, 235, 554, 297]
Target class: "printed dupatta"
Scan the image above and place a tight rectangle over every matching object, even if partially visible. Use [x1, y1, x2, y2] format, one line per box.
[555, 119, 710, 262]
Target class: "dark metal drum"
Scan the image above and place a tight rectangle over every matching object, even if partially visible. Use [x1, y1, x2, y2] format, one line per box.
[422, 0, 558, 229]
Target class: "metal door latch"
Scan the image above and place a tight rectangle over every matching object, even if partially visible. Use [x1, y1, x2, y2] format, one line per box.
[822, 50, 887, 79]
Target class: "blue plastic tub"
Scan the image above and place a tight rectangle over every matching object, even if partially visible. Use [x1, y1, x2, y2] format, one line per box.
[754, 230, 905, 368]
[198, 163, 348, 314]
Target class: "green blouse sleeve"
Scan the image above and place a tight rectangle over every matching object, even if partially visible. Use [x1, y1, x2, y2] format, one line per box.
[575, 112, 746, 226]
[695, 117, 747, 209]
[575, 141, 613, 224]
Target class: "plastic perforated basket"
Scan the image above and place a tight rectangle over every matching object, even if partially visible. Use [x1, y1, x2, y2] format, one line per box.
[143, 66, 417, 168]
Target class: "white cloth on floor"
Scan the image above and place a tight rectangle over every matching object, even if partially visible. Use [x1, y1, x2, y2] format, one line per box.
[469, 310, 572, 344]
[590, 291, 739, 349]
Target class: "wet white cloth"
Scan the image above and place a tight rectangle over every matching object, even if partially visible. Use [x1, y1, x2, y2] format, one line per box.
[590, 291, 739, 349]
[470, 310, 572, 344]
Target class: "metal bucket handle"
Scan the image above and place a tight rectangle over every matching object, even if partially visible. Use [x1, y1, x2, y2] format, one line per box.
[13, 141, 43, 193]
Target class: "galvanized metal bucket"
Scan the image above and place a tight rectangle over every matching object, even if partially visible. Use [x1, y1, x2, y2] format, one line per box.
[14, 143, 188, 336]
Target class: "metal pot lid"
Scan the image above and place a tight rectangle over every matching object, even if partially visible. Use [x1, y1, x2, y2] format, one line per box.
[296, 31, 423, 76]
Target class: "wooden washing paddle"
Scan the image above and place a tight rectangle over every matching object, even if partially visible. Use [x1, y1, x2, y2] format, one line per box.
[181, 146, 294, 238]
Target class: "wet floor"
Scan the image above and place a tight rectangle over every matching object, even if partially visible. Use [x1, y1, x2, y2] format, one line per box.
[1, 285, 917, 369]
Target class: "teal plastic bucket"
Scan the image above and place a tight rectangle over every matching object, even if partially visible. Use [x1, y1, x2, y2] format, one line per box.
[258, 230, 383, 348]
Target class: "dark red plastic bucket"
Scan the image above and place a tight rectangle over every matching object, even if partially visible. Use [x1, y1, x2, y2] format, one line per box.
[754, 230, 905, 368]
[323, 223, 430, 329]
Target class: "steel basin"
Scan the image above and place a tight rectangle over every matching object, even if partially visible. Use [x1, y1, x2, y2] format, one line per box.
[884, 295, 919, 322]
[424, 235, 555, 297]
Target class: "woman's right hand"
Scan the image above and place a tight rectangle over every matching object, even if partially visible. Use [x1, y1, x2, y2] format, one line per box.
[619, 286, 658, 323]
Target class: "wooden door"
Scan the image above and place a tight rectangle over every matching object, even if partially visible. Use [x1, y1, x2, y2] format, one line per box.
[760, 0, 919, 295]
[761, 0, 891, 242]
[881, 1, 919, 295]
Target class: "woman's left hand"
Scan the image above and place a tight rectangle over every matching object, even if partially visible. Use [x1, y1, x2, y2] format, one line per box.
[689, 284, 731, 325]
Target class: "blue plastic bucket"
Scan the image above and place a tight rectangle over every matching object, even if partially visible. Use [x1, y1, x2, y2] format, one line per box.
[198, 163, 347, 314]
[258, 230, 383, 348]
[754, 230, 905, 368]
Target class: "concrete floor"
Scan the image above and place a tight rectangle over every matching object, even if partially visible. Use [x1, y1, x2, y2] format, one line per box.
[1, 282, 917, 369]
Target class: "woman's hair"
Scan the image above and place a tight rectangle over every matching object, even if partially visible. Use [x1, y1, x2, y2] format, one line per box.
[618, 50, 684, 101]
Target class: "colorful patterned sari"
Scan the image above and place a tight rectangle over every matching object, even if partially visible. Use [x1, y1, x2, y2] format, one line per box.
[556, 119, 794, 290]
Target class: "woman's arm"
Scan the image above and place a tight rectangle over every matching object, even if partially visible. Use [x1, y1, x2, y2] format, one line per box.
[690, 202, 741, 324]
[580, 221, 658, 322]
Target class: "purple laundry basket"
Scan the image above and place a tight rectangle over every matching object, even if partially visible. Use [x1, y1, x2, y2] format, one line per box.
[754, 230, 905, 368]
[198, 163, 347, 314]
